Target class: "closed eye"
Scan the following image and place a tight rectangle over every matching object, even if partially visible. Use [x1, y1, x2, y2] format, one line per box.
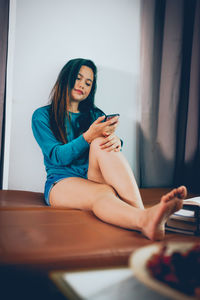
[76, 77, 91, 87]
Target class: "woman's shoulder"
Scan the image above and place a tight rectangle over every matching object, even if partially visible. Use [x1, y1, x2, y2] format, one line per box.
[32, 104, 51, 122]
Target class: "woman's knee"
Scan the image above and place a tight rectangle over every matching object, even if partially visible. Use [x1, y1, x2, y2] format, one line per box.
[90, 137, 105, 152]
[91, 183, 118, 211]
[93, 183, 117, 201]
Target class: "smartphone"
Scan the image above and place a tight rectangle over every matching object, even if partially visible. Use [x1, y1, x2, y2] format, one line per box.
[105, 114, 120, 121]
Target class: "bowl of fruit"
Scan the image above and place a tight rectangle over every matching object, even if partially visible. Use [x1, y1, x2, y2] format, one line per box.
[129, 242, 200, 300]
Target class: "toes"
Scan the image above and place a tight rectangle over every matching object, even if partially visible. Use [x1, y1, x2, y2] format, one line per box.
[162, 189, 176, 203]
[161, 195, 169, 203]
[167, 186, 187, 201]
[174, 186, 187, 199]
[177, 185, 187, 199]
[161, 186, 187, 203]
[169, 190, 176, 200]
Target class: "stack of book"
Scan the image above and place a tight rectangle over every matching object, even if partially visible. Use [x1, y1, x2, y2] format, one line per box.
[166, 196, 200, 235]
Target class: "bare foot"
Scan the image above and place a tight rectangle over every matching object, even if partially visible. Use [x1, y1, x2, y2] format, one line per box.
[141, 186, 187, 241]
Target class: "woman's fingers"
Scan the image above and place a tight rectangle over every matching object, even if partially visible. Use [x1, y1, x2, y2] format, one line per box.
[100, 135, 121, 152]
[94, 115, 106, 124]
[99, 134, 113, 146]
[105, 116, 119, 125]
[89, 116, 119, 141]
[103, 122, 119, 136]
[106, 141, 121, 152]
[100, 139, 115, 149]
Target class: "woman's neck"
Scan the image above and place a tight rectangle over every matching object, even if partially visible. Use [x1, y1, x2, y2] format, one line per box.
[68, 102, 79, 113]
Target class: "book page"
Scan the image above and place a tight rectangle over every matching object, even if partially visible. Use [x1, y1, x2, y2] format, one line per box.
[183, 196, 200, 206]
[174, 209, 195, 217]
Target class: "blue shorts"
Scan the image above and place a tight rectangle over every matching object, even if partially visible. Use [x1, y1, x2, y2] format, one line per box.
[44, 172, 87, 206]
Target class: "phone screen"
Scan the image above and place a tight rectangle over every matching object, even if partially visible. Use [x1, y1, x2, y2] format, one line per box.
[105, 114, 120, 121]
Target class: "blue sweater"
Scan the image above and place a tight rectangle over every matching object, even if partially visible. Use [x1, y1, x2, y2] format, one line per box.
[32, 105, 104, 179]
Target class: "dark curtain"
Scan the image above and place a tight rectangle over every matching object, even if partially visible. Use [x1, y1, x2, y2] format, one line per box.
[174, 0, 200, 193]
[0, 0, 9, 188]
[140, 0, 200, 193]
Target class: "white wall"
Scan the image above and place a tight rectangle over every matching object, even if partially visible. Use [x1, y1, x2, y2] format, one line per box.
[4, 0, 141, 192]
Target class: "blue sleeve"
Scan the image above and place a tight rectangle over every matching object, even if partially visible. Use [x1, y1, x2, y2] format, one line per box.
[32, 109, 90, 166]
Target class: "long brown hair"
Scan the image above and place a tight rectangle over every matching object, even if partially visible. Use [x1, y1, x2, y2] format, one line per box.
[49, 58, 97, 143]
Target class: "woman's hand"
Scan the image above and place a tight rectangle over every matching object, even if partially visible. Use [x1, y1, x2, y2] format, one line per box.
[83, 115, 119, 144]
[99, 134, 121, 152]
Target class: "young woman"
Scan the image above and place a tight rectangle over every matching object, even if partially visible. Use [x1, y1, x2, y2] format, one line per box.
[32, 58, 187, 241]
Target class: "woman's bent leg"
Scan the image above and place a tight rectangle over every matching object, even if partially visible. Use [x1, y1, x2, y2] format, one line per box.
[87, 137, 143, 208]
[49, 178, 186, 241]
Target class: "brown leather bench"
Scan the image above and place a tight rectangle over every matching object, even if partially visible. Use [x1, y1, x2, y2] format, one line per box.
[0, 188, 199, 299]
[1, 188, 199, 271]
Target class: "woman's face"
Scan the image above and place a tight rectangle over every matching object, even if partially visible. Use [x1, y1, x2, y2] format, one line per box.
[70, 65, 94, 102]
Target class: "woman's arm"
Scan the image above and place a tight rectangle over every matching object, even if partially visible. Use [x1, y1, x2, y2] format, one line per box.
[32, 111, 89, 166]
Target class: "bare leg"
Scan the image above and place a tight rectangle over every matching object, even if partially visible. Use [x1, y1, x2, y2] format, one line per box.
[88, 137, 144, 208]
[50, 178, 187, 241]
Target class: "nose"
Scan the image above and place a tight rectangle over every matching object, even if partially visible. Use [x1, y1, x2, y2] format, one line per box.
[78, 80, 84, 90]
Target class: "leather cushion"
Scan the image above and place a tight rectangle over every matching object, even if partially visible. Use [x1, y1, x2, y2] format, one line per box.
[0, 188, 199, 271]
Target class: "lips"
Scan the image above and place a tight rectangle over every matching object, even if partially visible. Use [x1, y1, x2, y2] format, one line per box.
[74, 89, 83, 95]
